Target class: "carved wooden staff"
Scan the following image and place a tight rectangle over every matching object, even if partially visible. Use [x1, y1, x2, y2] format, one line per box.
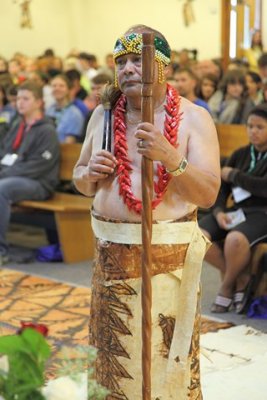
[141, 32, 155, 400]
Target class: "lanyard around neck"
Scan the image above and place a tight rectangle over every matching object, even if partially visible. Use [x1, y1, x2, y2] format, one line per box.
[12, 121, 25, 150]
[12, 117, 42, 151]
[248, 145, 267, 173]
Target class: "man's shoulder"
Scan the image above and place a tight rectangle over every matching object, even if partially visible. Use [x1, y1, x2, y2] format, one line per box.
[179, 96, 193, 110]
[179, 96, 216, 137]
[194, 98, 210, 111]
[180, 96, 209, 116]
[87, 104, 104, 123]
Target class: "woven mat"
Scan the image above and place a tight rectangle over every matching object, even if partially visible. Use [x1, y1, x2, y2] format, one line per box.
[0, 268, 233, 377]
[0, 268, 90, 378]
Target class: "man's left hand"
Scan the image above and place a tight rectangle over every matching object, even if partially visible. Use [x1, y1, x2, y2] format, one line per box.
[135, 122, 177, 166]
[221, 166, 233, 182]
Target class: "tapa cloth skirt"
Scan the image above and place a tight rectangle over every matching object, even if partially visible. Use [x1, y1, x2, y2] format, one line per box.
[90, 210, 210, 400]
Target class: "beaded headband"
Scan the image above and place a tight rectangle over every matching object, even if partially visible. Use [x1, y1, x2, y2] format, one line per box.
[113, 32, 171, 84]
[113, 33, 171, 65]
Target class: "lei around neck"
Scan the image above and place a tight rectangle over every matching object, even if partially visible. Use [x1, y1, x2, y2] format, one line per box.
[113, 84, 181, 214]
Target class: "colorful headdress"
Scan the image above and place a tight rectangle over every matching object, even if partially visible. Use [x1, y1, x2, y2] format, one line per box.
[113, 32, 171, 84]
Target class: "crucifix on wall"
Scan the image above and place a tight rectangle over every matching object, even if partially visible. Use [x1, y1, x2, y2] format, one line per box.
[14, 0, 33, 29]
[181, 0, 195, 27]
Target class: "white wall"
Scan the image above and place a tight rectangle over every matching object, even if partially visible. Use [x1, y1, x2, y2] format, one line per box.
[0, 0, 221, 64]
[262, 0, 267, 49]
[81, 0, 222, 64]
[0, 0, 74, 58]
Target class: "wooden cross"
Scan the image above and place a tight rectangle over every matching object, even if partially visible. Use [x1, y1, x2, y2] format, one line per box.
[14, 0, 33, 29]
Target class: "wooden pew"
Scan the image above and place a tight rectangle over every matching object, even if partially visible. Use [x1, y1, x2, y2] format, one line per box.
[199, 124, 249, 215]
[15, 143, 94, 264]
[216, 124, 249, 158]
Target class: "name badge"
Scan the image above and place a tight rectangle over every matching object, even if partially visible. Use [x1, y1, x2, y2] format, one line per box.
[232, 186, 251, 203]
[225, 208, 246, 229]
[0, 153, 18, 166]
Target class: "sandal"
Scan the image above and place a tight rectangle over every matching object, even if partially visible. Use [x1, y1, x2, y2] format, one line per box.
[234, 278, 254, 314]
[211, 295, 233, 313]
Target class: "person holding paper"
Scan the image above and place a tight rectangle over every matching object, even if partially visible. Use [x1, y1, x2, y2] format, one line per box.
[199, 103, 267, 314]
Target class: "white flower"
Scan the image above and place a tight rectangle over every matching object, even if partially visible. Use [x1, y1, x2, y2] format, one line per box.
[42, 374, 87, 400]
[0, 356, 9, 373]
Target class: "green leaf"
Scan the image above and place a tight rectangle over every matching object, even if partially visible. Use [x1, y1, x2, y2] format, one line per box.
[0, 335, 25, 355]
[20, 329, 51, 362]
[0, 329, 50, 362]
[0, 329, 51, 400]
[8, 353, 44, 384]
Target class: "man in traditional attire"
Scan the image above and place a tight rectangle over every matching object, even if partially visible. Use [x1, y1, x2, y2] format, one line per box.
[73, 24, 220, 400]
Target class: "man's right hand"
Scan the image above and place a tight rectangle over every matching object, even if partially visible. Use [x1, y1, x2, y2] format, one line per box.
[86, 150, 117, 182]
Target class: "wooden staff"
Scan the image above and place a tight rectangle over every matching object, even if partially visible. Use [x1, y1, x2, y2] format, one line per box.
[141, 32, 155, 400]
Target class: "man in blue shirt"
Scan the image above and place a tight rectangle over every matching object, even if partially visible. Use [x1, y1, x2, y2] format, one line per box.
[46, 74, 85, 143]
[173, 67, 211, 112]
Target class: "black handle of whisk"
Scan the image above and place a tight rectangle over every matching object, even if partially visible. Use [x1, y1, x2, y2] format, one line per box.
[102, 108, 112, 152]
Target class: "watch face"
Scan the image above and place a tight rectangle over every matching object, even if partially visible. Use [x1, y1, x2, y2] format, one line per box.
[167, 157, 188, 176]
[180, 159, 188, 170]
[171, 157, 188, 176]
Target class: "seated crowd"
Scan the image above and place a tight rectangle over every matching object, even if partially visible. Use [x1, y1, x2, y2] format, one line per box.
[1, 44, 267, 142]
[0, 48, 115, 266]
[0, 48, 114, 145]
[0, 45, 266, 316]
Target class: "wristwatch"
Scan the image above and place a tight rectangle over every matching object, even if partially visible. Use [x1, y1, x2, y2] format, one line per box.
[166, 156, 188, 176]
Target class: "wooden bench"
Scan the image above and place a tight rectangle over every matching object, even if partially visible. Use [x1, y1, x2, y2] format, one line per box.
[199, 124, 249, 216]
[216, 124, 249, 158]
[15, 143, 94, 264]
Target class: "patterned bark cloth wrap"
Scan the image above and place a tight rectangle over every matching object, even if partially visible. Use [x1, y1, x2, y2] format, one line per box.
[90, 209, 210, 400]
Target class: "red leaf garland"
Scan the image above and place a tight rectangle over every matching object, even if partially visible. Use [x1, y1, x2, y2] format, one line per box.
[113, 84, 181, 214]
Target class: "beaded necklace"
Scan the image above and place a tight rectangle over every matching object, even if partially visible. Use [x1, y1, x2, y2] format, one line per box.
[113, 84, 181, 214]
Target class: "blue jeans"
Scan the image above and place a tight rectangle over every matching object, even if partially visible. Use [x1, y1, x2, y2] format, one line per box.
[0, 177, 49, 256]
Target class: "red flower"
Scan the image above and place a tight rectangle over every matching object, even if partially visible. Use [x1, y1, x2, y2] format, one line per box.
[17, 321, 49, 337]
